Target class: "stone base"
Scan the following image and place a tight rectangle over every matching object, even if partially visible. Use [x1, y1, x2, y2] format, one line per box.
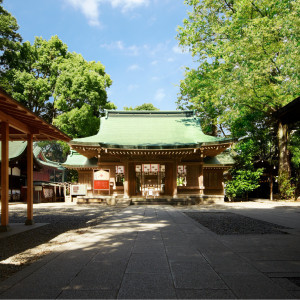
[0, 225, 10, 232]
[25, 219, 35, 226]
[189, 195, 225, 205]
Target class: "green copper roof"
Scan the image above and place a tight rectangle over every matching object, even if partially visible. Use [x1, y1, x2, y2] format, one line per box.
[0, 141, 64, 170]
[70, 110, 230, 149]
[0, 141, 27, 160]
[63, 150, 98, 168]
[204, 151, 235, 166]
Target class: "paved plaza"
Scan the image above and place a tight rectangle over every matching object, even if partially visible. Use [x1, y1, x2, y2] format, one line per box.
[0, 201, 300, 299]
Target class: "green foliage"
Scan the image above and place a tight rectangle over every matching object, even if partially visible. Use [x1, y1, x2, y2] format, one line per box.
[66, 169, 78, 183]
[0, 0, 22, 74]
[277, 172, 296, 200]
[54, 52, 112, 114]
[226, 169, 263, 200]
[2, 36, 68, 121]
[37, 141, 70, 163]
[53, 103, 100, 138]
[178, 0, 299, 112]
[124, 103, 159, 111]
[288, 130, 300, 197]
[289, 130, 300, 169]
[225, 140, 263, 200]
[1, 35, 113, 136]
[177, 0, 300, 197]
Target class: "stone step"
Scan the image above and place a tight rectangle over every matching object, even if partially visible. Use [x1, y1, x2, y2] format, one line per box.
[130, 198, 195, 206]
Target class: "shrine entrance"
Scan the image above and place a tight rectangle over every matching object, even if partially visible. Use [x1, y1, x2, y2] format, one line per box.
[135, 164, 166, 197]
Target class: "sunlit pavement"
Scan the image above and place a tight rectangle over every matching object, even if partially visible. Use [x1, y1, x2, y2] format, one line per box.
[0, 202, 300, 299]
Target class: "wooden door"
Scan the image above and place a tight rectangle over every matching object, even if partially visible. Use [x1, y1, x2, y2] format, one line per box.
[164, 163, 173, 196]
[128, 162, 136, 196]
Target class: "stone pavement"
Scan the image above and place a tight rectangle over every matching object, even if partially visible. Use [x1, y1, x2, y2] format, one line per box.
[0, 203, 300, 299]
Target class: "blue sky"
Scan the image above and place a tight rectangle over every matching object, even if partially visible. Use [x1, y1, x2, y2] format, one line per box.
[4, 0, 197, 110]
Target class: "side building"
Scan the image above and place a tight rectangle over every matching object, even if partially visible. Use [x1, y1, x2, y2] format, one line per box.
[0, 141, 65, 202]
[64, 110, 233, 204]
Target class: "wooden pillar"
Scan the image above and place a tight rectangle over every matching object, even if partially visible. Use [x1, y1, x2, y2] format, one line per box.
[1, 122, 10, 232]
[25, 134, 34, 225]
[124, 161, 129, 198]
[199, 162, 205, 195]
[172, 161, 178, 198]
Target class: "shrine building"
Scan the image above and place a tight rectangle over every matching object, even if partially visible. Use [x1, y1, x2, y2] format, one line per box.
[64, 110, 233, 203]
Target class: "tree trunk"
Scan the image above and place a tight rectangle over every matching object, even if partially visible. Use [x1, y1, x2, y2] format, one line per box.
[277, 121, 291, 195]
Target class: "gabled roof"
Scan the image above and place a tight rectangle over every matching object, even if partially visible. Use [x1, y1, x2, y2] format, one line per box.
[63, 150, 98, 169]
[70, 110, 230, 149]
[0, 141, 27, 160]
[0, 141, 64, 170]
[204, 151, 235, 166]
[0, 88, 71, 142]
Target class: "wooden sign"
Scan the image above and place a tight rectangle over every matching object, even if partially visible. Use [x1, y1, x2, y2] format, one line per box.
[115, 165, 125, 174]
[94, 169, 110, 190]
[143, 164, 151, 172]
[177, 165, 186, 174]
[151, 164, 159, 172]
[71, 184, 87, 195]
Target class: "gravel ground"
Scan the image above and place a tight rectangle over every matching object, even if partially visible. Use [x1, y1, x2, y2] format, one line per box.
[0, 203, 123, 282]
[184, 211, 291, 235]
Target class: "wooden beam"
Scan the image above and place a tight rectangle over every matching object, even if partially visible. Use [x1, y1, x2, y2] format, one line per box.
[172, 162, 178, 198]
[0, 111, 32, 134]
[198, 160, 205, 195]
[0, 122, 9, 231]
[124, 161, 129, 198]
[25, 133, 34, 225]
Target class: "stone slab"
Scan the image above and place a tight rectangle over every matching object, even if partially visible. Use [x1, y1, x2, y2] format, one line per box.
[58, 289, 118, 299]
[118, 272, 176, 299]
[175, 288, 236, 299]
[251, 260, 300, 273]
[170, 261, 228, 289]
[220, 273, 294, 299]
[126, 253, 169, 274]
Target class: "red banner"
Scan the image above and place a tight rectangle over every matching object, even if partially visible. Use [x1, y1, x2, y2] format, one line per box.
[94, 180, 110, 190]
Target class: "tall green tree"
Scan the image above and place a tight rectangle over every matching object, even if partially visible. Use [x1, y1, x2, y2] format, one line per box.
[177, 0, 300, 197]
[1, 35, 114, 136]
[0, 0, 22, 76]
[3, 36, 68, 122]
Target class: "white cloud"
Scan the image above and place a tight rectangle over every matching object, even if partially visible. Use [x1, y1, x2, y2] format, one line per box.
[167, 57, 175, 62]
[110, 0, 149, 12]
[151, 60, 158, 65]
[65, 0, 100, 26]
[64, 0, 149, 27]
[128, 64, 141, 71]
[100, 40, 124, 50]
[100, 41, 140, 56]
[154, 88, 166, 102]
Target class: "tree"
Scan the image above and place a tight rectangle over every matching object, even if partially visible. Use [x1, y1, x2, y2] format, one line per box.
[177, 63, 228, 136]
[225, 139, 263, 200]
[0, 0, 22, 78]
[1, 35, 114, 136]
[177, 0, 300, 198]
[1, 36, 68, 122]
[124, 103, 159, 111]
